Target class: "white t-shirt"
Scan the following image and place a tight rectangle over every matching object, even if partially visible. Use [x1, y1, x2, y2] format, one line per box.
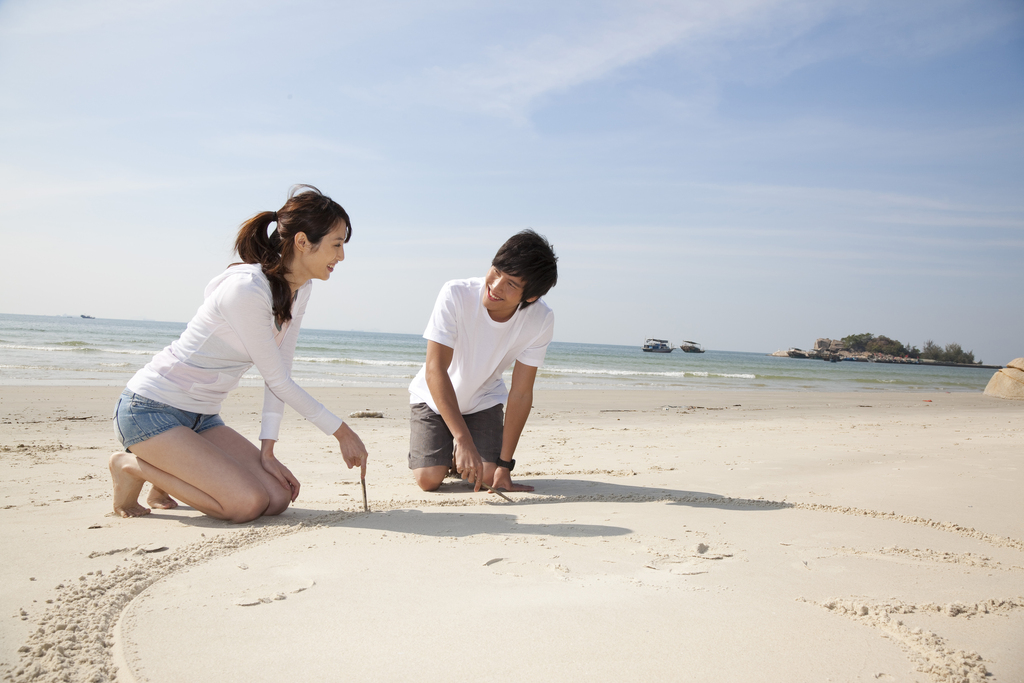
[408, 277, 554, 415]
[127, 264, 343, 441]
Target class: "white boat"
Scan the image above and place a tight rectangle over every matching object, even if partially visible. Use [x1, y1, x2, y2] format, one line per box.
[642, 338, 673, 353]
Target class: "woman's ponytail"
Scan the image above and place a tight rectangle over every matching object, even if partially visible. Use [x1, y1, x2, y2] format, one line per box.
[235, 211, 293, 327]
[235, 211, 279, 266]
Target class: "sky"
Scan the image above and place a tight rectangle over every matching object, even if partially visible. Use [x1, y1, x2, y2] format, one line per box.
[1, 0, 1022, 363]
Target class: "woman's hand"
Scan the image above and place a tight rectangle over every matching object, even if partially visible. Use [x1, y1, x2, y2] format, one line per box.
[260, 439, 301, 501]
[334, 423, 369, 477]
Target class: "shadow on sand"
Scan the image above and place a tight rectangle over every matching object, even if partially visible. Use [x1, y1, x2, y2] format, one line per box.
[150, 478, 789, 535]
[316, 479, 790, 539]
[427, 477, 793, 513]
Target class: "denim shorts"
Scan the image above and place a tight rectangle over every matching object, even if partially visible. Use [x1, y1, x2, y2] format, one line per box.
[407, 402, 503, 469]
[113, 389, 225, 452]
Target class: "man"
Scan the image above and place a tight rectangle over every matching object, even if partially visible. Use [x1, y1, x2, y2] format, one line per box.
[408, 229, 558, 493]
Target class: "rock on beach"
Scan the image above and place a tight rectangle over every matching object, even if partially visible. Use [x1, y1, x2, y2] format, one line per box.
[983, 358, 1024, 400]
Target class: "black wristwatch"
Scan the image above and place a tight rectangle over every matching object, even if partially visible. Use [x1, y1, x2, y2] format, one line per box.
[495, 458, 515, 472]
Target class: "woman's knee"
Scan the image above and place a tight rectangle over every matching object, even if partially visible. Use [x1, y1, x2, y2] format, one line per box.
[264, 486, 292, 516]
[227, 489, 271, 523]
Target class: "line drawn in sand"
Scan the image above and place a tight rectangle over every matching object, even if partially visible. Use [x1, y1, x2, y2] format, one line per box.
[5, 493, 1022, 683]
[799, 596, 1024, 683]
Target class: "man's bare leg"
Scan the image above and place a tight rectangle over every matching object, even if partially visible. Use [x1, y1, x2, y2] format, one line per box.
[413, 465, 449, 491]
[109, 451, 151, 518]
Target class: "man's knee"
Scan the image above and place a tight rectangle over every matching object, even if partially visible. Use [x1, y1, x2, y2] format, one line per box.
[413, 467, 446, 492]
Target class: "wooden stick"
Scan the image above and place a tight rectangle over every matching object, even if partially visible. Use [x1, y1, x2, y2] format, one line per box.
[361, 476, 368, 512]
[482, 482, 514, 503]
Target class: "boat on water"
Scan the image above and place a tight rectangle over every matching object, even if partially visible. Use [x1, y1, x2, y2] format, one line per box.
[642, 338, 673, 353]
[679, 340, 704, 353]
[80, 315, 95, 319]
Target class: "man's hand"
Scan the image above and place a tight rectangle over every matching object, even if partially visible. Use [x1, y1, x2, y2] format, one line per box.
[453, 435, 484, 491]
[490, 466, 535, 493]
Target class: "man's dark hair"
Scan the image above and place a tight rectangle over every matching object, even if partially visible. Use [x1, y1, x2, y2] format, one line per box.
[491, 229, 558, 309]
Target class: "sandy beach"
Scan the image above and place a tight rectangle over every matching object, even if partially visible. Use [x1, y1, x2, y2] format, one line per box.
[1, 386, 1021, 683]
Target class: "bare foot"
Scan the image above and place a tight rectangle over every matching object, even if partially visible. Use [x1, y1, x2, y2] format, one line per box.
[146, 485, 178, 510]
[109, 452, 151, 518]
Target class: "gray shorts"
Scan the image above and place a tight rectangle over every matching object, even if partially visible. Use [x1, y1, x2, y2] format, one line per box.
[408, 403, 504, 470]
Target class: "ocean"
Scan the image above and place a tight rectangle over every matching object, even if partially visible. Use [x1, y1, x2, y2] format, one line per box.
[0, 313, 993, 393]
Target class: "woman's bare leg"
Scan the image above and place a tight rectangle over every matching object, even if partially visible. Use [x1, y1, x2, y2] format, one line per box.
[198, 426, 293, 516]
[110, 452, 152, 518]
[109, 425, 285, 522]
[146, 485, 178, 510]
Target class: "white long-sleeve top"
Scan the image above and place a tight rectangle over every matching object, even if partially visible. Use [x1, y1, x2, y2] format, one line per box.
[127, 264, 343, 441]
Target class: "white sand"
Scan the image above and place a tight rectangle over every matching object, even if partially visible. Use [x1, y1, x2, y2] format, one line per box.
[1, 387, 1022, 682]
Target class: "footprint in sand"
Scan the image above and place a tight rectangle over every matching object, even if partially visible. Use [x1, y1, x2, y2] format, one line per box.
[235, 579, 316, 607]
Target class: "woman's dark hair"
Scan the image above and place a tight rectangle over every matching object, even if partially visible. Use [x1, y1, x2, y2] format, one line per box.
[491, 229, 558, 309]
[235, 185, 351, 326]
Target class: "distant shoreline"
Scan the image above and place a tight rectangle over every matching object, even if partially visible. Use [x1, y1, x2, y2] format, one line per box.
[1, 313, 997, 393]
[771, 349, 1002, 370]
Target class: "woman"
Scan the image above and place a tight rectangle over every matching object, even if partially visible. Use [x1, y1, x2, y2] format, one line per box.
[109, 185, 368, 522]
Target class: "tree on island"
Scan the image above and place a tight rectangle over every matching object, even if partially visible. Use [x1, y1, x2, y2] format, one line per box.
[841, 333, 873, 352]
[920, 340, 977, 365]
[840, 333, 918, 358]
[838, 333, 979, 364]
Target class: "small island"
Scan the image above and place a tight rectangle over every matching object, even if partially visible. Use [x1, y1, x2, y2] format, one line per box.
[772, 333, 1002, 369]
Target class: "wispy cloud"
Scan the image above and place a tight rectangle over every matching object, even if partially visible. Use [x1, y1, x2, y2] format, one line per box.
[391, 0, 775, 120]
[687, 181, 1024, 229]
[210, 133, 384, 162]
[0, 164, 269, 205]
[373, 0, 1020, 120]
